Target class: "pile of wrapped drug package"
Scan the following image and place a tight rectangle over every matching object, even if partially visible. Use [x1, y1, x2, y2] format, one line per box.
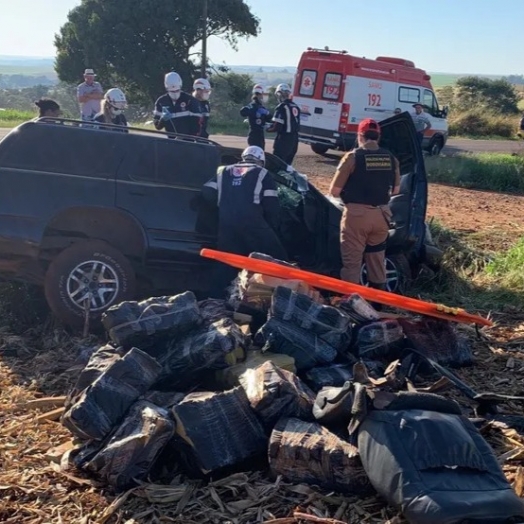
[59, 254, 524, 523]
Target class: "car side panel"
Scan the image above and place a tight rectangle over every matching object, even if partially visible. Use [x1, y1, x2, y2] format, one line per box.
[115, 136, 219, 290]
[0, 124, 124, 258]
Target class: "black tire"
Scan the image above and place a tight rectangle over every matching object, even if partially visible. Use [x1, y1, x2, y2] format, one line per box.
[44, 240, 136, 327]
[311, 144, 330, 155]
[360, 253, 413, 294]
[428, 136, 443, 156]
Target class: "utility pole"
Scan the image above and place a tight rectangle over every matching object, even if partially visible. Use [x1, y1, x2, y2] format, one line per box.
[201, 0, 208, 78]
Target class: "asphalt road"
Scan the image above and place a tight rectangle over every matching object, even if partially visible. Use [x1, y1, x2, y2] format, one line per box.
[0, 127, 521, 156]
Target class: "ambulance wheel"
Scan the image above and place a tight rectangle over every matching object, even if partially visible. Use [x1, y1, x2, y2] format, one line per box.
[311, 144, 330, 155]
[428, 137, 443, 156]
[360, 253, 413, 295]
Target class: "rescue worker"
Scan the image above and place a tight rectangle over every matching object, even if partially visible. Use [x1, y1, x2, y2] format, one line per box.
[93, 88, 128, 130]
[329, 118, 400, 297]
[193, 77, 212, 138]
[153, 72, 201, 136]
[240, 84, 272, 149]
[202, 145, 288, 294]
[268, 83, 301, 165]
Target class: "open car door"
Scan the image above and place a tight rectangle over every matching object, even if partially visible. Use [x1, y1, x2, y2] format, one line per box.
[378, 112, 428, 260]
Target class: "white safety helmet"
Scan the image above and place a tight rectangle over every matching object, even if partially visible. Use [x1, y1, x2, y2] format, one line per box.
[275, 83, 291, 94]
[241, 145, 265, 166]
[165, 72, 183, 100]
[193, 78, 212, 101]
[104, 88, 127, 115]
[193, 78, 211, 91]
[252, 83, 267, 95]
[275, 83, 292, 102]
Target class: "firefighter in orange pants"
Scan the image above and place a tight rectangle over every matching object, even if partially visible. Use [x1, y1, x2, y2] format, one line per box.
[329, 119, 400, 296]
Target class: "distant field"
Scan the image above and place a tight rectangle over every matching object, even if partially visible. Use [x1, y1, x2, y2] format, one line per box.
[0, 65, 57, 78]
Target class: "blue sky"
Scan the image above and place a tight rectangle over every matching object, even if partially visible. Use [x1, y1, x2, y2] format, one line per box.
[0, 0, 521, 75]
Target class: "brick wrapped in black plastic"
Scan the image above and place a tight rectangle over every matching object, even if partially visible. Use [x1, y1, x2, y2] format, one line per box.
[154, 318, 247, 390]
[172, 387, 267, 476]
[101, 291, 203, 353]
[255, 317, 338, 371]
[270, 286, 352, 350]
[61, 347, 161, 441]
[83, 400, 175, 490]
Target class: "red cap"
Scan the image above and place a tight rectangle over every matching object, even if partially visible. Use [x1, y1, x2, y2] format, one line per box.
[358, 118, 381, 134]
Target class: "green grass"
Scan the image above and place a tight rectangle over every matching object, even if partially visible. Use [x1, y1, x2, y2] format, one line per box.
[425, 152, 524, 194]
[414, 222, 524, 313]
[485, 237, 524, 289]
[0, 109, 34, 128]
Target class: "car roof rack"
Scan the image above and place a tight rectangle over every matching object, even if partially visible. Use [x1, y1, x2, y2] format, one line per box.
[32, 117, 223, 148]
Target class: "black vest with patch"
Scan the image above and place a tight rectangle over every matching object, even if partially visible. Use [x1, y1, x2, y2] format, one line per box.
[341, 147, 395, 206]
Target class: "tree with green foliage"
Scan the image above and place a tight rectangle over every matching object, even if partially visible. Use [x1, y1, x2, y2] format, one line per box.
[454, 76, 519, 114]
[54, 0, 260, 103]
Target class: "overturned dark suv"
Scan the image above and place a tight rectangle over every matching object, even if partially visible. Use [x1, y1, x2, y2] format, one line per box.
[0, 114, 441, 326]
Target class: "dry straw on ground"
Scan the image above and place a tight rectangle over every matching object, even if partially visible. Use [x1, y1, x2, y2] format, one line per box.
[1, 314, 523, 524]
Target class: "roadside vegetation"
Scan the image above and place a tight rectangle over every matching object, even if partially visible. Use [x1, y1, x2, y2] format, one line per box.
[425, 152, 524, 194]
[415, 221, 524, 313]
[435, 77, 523, 139]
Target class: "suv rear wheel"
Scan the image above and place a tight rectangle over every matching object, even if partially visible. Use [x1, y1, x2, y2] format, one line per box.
[44, 240, 136, 327]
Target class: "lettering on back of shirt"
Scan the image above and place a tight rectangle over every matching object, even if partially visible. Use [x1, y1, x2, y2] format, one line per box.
[365, 155, 392, 171]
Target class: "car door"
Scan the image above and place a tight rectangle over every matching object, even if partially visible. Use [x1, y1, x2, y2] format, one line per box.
[378, 113, 428, 255]
[115, 136, 220, 271]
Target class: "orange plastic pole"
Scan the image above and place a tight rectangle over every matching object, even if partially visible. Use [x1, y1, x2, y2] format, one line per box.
[200, 248, 493, 328]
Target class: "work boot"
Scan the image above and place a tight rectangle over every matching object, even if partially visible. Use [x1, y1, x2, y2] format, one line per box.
[368, 282, 387, 311]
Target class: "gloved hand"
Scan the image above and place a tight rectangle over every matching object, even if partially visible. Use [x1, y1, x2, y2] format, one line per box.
[264, 123, 273, 131]
[243, 118, 249, 124]
[160, 108, 173, 122]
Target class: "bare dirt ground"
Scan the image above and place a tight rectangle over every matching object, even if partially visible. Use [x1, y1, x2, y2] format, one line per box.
[294, 155, 524, 250]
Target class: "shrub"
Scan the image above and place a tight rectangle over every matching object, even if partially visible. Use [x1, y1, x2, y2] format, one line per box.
[448, 110, 516, 138]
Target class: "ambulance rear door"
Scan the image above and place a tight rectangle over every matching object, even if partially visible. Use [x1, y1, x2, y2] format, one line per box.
[295, 67, 343, 144]
[345, 75, 397, 127]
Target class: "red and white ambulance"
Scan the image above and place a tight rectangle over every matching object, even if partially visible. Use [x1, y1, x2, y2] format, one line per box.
[293, 47, 448, 155]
